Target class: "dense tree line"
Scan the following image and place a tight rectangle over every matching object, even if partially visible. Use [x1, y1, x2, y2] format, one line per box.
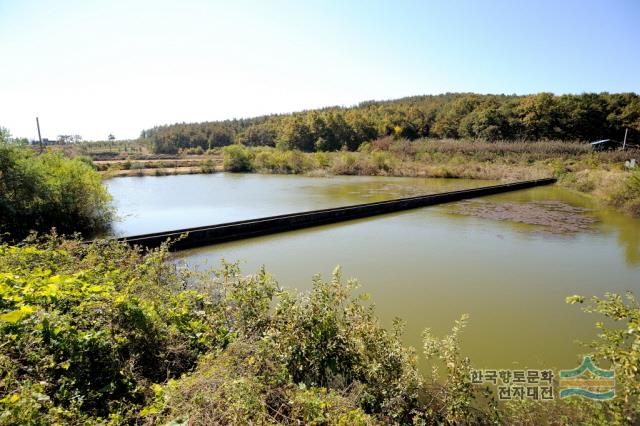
[142, 93, 640, 153]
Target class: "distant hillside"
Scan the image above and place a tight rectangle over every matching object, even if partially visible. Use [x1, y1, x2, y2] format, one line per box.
[140, 93, 640, 154]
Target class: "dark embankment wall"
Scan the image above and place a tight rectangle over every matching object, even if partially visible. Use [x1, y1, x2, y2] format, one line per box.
[115, 178, 556, 251]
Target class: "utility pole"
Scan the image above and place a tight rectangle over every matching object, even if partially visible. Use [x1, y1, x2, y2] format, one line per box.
[36, 117, 43, 153]
[622, 128, 628, 150]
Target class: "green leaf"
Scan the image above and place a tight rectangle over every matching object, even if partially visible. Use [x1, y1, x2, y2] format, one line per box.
[0, 305, 36, 323]
[566, 295, 584, 305]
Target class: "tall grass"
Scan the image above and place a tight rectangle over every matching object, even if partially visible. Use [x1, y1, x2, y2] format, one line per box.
[366, 137, 593, 159]
[610, 170, 640, 216]
[252, 148, 315, 174]
[218, 139, 639, 216]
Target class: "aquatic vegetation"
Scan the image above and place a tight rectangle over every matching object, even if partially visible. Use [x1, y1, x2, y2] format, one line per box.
[451, 200, 598, 234]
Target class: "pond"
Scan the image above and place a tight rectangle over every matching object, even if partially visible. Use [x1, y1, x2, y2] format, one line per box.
[105, 173, 640, 372]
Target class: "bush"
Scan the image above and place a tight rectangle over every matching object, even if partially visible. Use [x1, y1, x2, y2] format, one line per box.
[144, 265, 429, 425]
[222, 145, 254, 172]
[200, 158, 216, 173]
[0, 146, 113, 240]
[183, 146, 205, 155]
[329, 153, 359, 175]
[610, 170, 640, 217]
[0, 238, 220, 424]
[75, 156, 97, 170]
[143, 342, 373, 425]
[252, 148, 313, 174]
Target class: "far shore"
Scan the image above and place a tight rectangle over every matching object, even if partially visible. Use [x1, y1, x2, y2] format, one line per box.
[94, 141, 640, 218]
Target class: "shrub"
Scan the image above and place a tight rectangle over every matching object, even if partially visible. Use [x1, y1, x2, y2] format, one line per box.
[422, 315, 489, 424]
[330, 153, 359, 175]
[0, 238, 220, 424]
[313, 151, 331, 169]
[199, 158, 216, 173]
[75, 156, 97, 170]
[371, 151, 395, 173]
[610, 170, 640, 217]
[561, 170, 597, 193]
[0, 146, 112, 240]
[222, 145, 254, 172]
[143, 342, 373, 425]
[251, 148, 313, 174]
[183, 146, 205, 155]
[144, 266, 428, 425]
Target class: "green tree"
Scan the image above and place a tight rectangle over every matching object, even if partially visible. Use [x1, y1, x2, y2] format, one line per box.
[0, 126, 11, 143]
[0, 145, 112, 240]
[515, 93, 562, 139]
[222, 144, 254, 172]
[433, 95, 481, 138]
[458, 99, 511, 140]
[277, 115, 315, 151]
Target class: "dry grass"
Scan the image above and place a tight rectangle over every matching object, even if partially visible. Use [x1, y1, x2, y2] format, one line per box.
[102, 165, 222, 178]
[144, 342, 372, 426]
[560, 169, 640, 217]
[382, 138, 591, 157]
[95, 156, 222, 171]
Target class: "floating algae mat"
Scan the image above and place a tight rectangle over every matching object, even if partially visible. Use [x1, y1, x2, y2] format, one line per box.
[450, 200, 598, 234]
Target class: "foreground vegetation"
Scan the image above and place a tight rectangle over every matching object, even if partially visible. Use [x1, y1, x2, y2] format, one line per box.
[0, 237, 638, 425]
[0, 143, 112, 241]
[142, 93, 639, 154]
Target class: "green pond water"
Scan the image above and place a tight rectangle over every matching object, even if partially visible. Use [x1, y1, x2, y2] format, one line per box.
[106, 173, 640, 372]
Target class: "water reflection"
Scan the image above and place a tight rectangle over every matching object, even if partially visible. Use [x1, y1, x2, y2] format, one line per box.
[607, 212, 640, 266]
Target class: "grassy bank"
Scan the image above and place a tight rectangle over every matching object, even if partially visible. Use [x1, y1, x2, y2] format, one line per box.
[0, 237, 638, 425]
[90, 138, 640, 217]
[219, 139, 640, 217]
[96, 156, 222, 178]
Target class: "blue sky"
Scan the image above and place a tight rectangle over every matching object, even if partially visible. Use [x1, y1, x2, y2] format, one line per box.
[1, 0, 638, 140]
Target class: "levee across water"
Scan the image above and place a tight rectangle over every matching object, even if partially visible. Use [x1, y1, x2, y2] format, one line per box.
[114, 178, 556, 251]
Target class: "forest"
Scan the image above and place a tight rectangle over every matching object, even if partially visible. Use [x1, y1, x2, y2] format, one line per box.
[142, 93, 640, 154]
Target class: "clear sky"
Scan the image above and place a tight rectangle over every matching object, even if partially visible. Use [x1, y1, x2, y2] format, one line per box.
[1, 0, 638, 140]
